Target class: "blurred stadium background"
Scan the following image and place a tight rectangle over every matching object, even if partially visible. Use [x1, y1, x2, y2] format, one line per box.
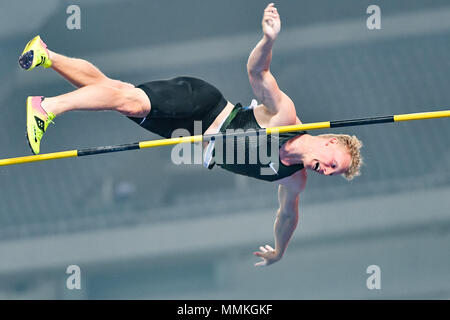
[0, 0, 449, 299]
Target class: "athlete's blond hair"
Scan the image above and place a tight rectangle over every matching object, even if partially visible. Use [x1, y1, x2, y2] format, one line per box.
[319, 134, 363, 180]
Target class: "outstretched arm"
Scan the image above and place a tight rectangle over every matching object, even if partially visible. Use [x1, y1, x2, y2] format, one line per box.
[254, 171, 307, 267]
[246, 3, 279, 76]
[247, 3, 296, 122]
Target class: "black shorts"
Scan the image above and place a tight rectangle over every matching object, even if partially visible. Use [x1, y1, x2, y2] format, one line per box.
[128, 76, 228, 138]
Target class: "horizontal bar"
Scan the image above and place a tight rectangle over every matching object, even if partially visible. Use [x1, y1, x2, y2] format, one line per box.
[139, 135, 203, 149]
[78, 143, 140, 156]
[331, 116, 394, 128]
[0, 109, 447, 167]
[266, 121, 331, 134]
[0, 150, 78, 166]
[394, 110, 450, 122]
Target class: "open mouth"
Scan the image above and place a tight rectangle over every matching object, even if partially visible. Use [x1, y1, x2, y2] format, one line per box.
[313, 162, 320, 172]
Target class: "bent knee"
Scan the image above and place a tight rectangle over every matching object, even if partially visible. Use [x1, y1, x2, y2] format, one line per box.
[117, 87, 151, 118]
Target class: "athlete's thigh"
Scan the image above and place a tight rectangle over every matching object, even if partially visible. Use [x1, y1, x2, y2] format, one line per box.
[99, 79, 135, 90]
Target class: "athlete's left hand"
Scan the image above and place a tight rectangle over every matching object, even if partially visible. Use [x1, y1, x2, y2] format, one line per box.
[262, 3, 281, 41]
[253, 244, 281, 267]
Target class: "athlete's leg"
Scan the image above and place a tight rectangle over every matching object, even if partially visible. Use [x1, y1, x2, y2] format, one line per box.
[48, 50, 133, 89]
[41, 84, 150, 118]
[18, 35, 132, 89]
[26, 84, 150, 154]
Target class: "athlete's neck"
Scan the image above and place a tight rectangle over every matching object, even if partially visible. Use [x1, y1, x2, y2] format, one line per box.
[279, 134, 313, 166]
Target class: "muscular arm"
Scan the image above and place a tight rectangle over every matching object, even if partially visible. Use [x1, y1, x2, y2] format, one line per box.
[247, 35, 274, 77]
[254, 170, 307, 267]
[247, 3, 296, 122]
[247, 37, 286, 113]
[273, 184, 300, 256]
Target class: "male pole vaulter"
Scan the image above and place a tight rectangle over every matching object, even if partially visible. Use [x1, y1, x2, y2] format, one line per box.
[19, 3, 362, 266]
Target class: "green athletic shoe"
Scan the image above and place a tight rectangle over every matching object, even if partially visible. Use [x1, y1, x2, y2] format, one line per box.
[18, 35, 52, 70]
[26, 96, 55, 155]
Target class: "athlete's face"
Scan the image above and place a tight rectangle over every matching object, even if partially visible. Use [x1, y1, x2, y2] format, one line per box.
[305, 137, 352, 176]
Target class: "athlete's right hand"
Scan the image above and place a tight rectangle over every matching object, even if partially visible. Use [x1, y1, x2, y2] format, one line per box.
[253, 244, 281, 267]
[262, 3, 281, 41]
